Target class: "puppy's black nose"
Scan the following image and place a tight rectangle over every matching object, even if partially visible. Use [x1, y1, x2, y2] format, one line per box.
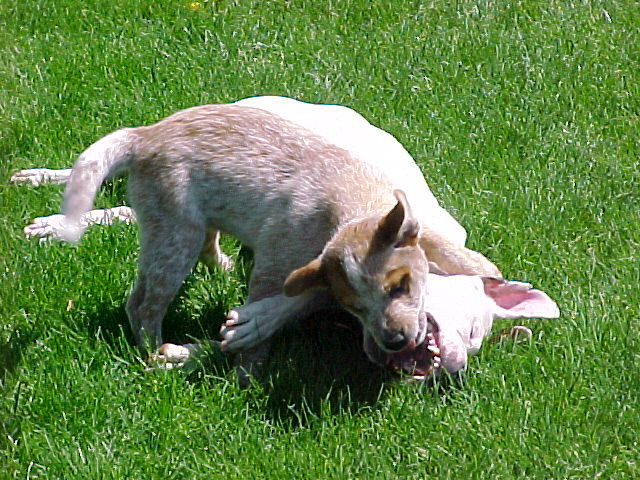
[381, 330, 410, 352]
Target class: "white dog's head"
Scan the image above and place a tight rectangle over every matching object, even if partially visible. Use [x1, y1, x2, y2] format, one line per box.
[284, 190, 430, 355]
[375, 274, 560, 379]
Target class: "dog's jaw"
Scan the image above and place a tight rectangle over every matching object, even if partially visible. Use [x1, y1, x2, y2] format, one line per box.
[364, 312, 444, 380]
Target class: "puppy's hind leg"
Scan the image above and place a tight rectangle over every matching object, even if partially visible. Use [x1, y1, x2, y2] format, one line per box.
[126, 221, 206, 357]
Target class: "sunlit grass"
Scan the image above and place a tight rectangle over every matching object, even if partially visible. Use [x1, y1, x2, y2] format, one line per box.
[1, 0, 638, 478]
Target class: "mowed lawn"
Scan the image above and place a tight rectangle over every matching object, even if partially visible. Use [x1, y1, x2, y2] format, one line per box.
[1, 0, 638, 478]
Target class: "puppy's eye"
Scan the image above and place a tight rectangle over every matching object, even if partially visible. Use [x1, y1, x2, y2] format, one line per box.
[388, 285, 406, 298]
[388, 274, 410, 298]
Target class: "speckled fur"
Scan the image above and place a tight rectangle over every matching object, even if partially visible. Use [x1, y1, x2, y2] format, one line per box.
[61, 103, 499, 382]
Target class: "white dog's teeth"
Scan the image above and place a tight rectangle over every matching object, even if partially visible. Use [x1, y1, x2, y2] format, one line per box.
[426, 332, 439, 356]
[432, 355, 441, 369]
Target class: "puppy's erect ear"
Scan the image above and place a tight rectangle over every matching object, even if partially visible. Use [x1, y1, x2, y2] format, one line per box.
[372, 190, 420, 252]
[283, 257, 327, 297]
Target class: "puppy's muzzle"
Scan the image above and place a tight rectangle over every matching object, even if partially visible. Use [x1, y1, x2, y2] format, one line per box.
[380, 329, 413, 352]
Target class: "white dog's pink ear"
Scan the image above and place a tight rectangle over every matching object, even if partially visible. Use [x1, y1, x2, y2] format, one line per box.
[283, 258, 326, 297]
[481, 277, 560, 319]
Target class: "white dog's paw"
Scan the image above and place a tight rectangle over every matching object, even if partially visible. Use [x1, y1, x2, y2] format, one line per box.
[10, 168, 72, 186]
[219, 310, 245, 352]
[24, 214, 66, 241]
[84, 206, 136, 225]
[200, 249, 234, 271]
[22, 207, 136, 242]
[490, 326, 533, 344]
[147, 343, 202, 371]
[217, 253, 234, 271]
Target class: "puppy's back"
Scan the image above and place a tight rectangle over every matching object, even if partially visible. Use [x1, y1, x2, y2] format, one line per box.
[127, 105, 395, 248]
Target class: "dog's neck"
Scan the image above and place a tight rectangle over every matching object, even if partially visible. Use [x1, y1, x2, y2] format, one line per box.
[322, 162, 398, 227]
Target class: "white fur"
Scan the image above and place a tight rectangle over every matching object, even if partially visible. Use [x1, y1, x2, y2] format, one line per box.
[423, 274, 559, 373]
[236, 96, 467, 246]
[24, 206, 135, 242]
[12, 97, 465, 245]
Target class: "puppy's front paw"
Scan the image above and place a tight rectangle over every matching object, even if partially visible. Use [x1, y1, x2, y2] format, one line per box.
[220, 308, 274, 353]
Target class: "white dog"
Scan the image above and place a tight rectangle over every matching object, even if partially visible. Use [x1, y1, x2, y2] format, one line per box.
[11, 97, 558, 381]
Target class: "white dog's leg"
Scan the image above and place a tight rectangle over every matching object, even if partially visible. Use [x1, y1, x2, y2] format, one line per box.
[152, 262, 333, 380]
[23, 206, 136, 241]
[13, 172, 236, 270]
[151, 292, 333, 378]
[199, 229, 234, 271]
[10, 168, 72, 186]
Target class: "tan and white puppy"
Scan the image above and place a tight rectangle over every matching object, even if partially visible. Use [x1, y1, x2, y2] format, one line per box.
[50, 103, 497, 381]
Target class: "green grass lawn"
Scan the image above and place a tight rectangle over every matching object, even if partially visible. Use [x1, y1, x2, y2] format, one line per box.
[1, 0, 639, 478]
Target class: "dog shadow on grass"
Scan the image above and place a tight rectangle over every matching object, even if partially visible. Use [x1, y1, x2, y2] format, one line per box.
[259, 311, 394, 423]
[82, 294, 230, 354]
[84, 290, 441, 426]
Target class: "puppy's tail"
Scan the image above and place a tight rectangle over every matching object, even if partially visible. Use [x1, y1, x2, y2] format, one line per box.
[61, 128, 135, 243]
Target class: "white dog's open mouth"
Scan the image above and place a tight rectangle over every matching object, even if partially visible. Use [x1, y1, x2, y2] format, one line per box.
[385, 312, 441, 380]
